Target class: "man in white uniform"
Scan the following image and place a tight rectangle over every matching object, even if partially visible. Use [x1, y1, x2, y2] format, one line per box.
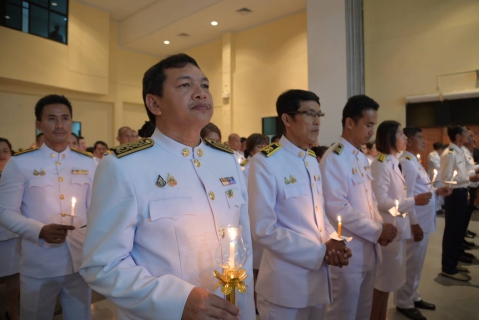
[428, 142, 445, 212]
[395, 127, 451, 320]
[321, 95, 397, 320]
[80, 54, 255, 320]
[0, 94, 96, 320]
[249, 89, 352, 320]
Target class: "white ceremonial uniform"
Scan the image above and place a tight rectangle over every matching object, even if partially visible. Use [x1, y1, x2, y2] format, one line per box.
[440, 144, 470, 188]
[241, 156, 264, 270]
[0, 144, 96, 320]
[80, 129, 255, 320]
[371, 153, 413, 292]
[428, 149, 443, 210]
[248, 136, 335, 320]
[394, 151, 436, 308]
[462, 146, 479, 187]
[321, 138, 383, 320]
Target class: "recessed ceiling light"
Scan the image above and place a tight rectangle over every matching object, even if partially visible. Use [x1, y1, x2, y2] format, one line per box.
[5, 15, 10, 19]
[52, 2, 57, 6]
[164, 40, 170, 45]
[211, 21, 218, 26]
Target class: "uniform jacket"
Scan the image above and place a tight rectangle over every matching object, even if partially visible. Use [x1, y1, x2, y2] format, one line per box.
[0, 144, 96, 278]
[80, 129, 255, 320]
[320, 138, 383, 273]
[440, 143, 469, 189]
[399, 151, 436, 234]
[371, 153, 413, 240]
[248, 136, 335, 308]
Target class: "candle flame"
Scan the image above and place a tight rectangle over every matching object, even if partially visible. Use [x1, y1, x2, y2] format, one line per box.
[228, 227, 237, 240]
[417, 154, 420, 159]
[453, 170, 457, 176]
[72, 197, 76, 205]
[434, 169, 437, 174]
[395, 199, 399, 209]
[337, 216, 341, 222]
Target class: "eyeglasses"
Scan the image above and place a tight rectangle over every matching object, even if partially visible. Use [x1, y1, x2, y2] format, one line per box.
[287, 110, 325, 120]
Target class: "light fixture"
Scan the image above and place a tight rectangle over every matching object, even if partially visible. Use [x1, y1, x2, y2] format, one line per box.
[211, 21, 218, 26]
[5, 15, 10, 19]
[164, 40, 170, 45]
[52, 2, 57, 6]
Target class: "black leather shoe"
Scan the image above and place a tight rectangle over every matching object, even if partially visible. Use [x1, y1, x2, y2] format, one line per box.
[467, 230, 477, 237]
[463, 243, 473, 251]
[414, 300, 436, 310]
[396, 307, 426, 320]
[462, 252, 476, 259]
[458, 255, 473, 264]
[463, 239, 475, 246]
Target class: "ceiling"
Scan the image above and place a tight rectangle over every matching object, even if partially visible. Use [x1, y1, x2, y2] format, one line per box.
[77, 0, 306, 57]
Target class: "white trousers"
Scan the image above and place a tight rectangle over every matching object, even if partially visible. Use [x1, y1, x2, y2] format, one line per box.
[20, 272, 91, 320]
[394, 234, 430, 308]
[257, 294, 325, 320]
[324, 267, 376, 320]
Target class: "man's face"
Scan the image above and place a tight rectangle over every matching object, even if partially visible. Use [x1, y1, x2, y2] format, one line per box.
[36, 104, 72, 147]
[79, 138, 87, 151]
[118, 128, 133, 145]
[94, 144, 107, 158]
[229, 135, 241, 151]
[287, 100, 321, 147]
[68, 135, 79, 149]
[457, 127, 469, 145]
[408, 132, 426, 152]
[395, 126, 408, 152]
[349, 109, 377, 146]
[0, 141, 11, 166]
[131, 131, 139, 141]
[152, 63, 213, 132]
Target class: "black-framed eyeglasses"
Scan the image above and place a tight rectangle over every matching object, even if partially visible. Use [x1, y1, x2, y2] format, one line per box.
[287, 110, 325, 120]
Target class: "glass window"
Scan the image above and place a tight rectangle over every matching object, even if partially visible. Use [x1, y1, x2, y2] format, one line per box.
[1, 0, 68, 44]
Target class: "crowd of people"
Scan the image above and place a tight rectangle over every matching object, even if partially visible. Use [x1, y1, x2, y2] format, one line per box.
[0, 53, 477, 320]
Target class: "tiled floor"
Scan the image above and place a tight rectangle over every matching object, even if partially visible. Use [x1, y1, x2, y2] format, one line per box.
[1, 212, 478, 320]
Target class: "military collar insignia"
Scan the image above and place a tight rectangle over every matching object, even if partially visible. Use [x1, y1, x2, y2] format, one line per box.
[333, 143, 344, 155]
[110, 138, 154, 158]
[377, 153, 387, 162]
[405, 155, 412, 161]
[308, 149, 316, 158]
[156, 174, 166, 187]
[220, 177, 236, 186]
[204, 139, 234, 154]
[260, 143, 281, 157]
[71, 170, 89, 175]
[14, 147, 38, 156]
[167, 173, 177, 187]
[240, 159, 249, 166]
[71, 149, 93, 158]
[448, 148, 454, 154]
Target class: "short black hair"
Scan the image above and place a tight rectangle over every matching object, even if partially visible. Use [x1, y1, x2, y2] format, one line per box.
[271, 134, 282, 143]
[94, 141, 108, 150]
[276, 89, 320, 131]
[79, 136, 85, 140]
[245, 133, 269, 158]
[432, 142, 443, 150]
[366, 141, 375, 150]
[403, 127, 422, 139]
[240, 137, 247, 143]
[35, 95, 72, 121]
[200, 122, 222, 141]
[138, 121, 156, 138]
[70, 133, 79, 144]
[311, 145, 329, 159]
[142, 53, 200, 124]
[0, 137, 14, 156]
[447, 122, 465, 142]
[376, 120, 401, 154]
[342, 95, 379, 128]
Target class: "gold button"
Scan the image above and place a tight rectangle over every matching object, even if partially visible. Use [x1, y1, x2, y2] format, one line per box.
[56, 161, 61, 166]
[61, 212, 66, 217]
[208, 191, 215, 200]
[194, 159, 201, 167]
[50, 153, 55, 158]
[315, 205, 318, 211]
[197, 149, 203, 157]
[62, 154, 65, 159]
[182, 148, 189, 157]
[59, 177, 63, 182]
[299, 152, 304, 157]
[60, 195, 65, 200]
[306, 162, 309, 167]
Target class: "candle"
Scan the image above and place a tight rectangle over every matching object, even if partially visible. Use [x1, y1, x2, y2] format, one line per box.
[395, 199, 399, 211]
[228, 227, 237, 268]
[417, 154, 421, 163]
[452, 170, 457, 181]
[71, 197, 76, 225]
[431, 169, 437, 191]
[337, 216, 342, 237]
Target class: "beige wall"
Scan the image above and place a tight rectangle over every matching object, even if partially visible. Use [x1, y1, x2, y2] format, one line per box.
[364, 0, 479, 126]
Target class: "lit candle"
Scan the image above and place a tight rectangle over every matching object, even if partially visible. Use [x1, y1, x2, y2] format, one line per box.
[452, 170, 457, 181]
[395, 199, 399, 215]
[337, 216, 342, 237]
[71, 197, 76, 225]
[431, 169, 437, 191]
[228, 228, 237, 268]
[417, 154, 421, 163]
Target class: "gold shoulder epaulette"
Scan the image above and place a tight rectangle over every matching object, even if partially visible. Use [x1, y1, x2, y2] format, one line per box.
[308, 149, 316, 158]
[448, 148, 454, 154]
[14, 147, 38, 156]
[240, 159, 249, 166]
[333, 143, 343, 155]
[260, 143, 281, 157]
[110, 138, 154, 158]
[377, 153, 386, 162]
[204, 138, 234, 154]
[405, 155, 412, 161]
[71, 149, 93, 158]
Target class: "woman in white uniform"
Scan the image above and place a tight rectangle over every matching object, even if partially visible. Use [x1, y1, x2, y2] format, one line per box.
[0, 138, 20, 320]
[370, 122, 431, 320]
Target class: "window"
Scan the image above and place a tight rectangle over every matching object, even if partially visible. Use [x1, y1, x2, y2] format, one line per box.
[0, 0, 68, 44]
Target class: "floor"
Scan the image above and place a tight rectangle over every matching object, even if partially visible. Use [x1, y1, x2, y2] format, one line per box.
[1, 212, 478, 320]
